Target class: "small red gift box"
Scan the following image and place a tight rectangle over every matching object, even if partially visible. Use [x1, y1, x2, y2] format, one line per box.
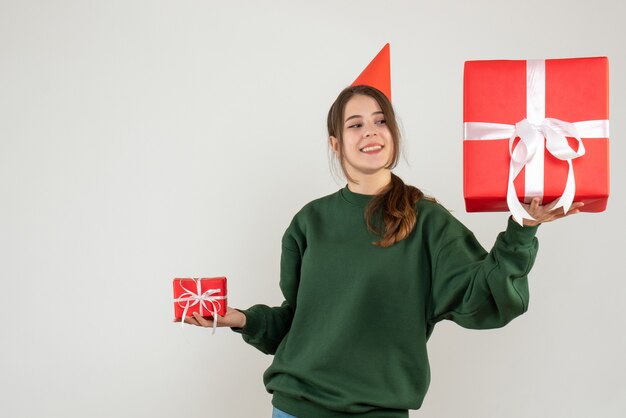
[173, 277, 227, 320]
[463, 57, 610, 221]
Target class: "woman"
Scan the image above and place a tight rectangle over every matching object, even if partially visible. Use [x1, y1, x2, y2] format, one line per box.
[184, 85, 582, 417]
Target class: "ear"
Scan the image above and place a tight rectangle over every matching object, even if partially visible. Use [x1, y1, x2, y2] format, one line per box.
[329, 136, 340, 155]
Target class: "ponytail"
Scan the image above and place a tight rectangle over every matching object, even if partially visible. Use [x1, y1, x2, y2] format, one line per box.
[364, 173, 426, 247]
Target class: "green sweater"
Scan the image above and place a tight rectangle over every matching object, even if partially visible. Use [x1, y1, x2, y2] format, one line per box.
[233, 185, 539, 417]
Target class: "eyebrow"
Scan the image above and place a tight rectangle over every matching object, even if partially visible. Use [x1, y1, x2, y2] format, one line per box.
[344, 111, 384, 123]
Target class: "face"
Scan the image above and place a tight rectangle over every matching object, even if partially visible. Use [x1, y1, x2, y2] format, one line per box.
[329, 94, 394, 179]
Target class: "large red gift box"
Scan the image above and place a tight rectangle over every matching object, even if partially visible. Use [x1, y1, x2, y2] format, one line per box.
[173, 277, 227, 320]
[463, 57, 610, 218]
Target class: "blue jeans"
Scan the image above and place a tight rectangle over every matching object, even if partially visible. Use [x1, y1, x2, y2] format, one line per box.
[272, 407, 297, 418]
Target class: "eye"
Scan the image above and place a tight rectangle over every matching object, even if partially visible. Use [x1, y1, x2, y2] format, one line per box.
[376, 119, 386, 125]
[347, 123, 362, 129]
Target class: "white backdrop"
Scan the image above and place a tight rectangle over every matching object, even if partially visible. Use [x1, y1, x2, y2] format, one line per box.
[1, 1, 624, 417]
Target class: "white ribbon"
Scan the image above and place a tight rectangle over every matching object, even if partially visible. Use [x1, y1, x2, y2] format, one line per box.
[175, 279, 226, 335]
[464, 59, 610, 225]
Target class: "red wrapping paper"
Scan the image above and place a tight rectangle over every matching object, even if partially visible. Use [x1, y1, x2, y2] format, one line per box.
[173, 277, 227, 320]
[463, 57, 610, 213]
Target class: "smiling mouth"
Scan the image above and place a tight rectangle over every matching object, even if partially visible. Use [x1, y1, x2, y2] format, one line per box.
[360, 145, 384, 153]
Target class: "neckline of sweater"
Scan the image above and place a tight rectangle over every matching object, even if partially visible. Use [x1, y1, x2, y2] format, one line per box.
[339, 184, 376, 207]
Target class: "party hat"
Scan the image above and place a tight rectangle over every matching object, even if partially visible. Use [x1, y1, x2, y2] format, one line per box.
[351, 43, 391, 101]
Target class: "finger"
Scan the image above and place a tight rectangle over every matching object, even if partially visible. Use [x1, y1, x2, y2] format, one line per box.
[193, 312, 214, 328]
[520, 198, 541, 222]
[549, 211, 567, 221]
[543, 199, 561, 213]
[554, 201, 584, 212]
[520, 200, 536, 219]
[530, 197, 541, 213]
[565, 207, 582, 216]
[530, 200, 584, 223]
[548, 206, 566, 217]
[183, 316, 201, 326]
[547, 201, 583, 218]
[522, 197, 539, 216]
[544, 206, 578, 223]
[559, 202, 584, 218]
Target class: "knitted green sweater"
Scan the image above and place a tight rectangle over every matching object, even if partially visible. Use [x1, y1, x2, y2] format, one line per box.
[233, 185, 538, 417]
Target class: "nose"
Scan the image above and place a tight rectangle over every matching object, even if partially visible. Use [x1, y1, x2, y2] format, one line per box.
[364, 123, 378, 138]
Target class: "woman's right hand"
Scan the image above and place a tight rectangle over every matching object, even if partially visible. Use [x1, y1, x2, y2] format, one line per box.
[173, 306, 247, 329]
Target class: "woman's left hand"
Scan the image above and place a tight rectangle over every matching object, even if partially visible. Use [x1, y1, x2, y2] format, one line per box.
[521, 197, 584, 227]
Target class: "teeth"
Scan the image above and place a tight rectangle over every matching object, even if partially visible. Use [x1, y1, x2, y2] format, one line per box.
[361, 145, 383, 152]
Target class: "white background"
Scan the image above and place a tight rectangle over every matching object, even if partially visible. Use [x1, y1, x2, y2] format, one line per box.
[1, 1, 624, 417]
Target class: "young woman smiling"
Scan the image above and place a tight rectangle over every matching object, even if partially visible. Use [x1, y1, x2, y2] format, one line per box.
[184, 85, 582, 418]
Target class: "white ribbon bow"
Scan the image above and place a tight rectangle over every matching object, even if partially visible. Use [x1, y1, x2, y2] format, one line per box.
[507, 118, 585, 223]
[175, 279, 226, 335]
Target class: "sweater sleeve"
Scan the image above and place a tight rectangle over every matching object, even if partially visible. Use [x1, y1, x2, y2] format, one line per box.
[230, 300, 294, 355]
[230, 216, 305, 354]
[428, 215, 539, 329]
